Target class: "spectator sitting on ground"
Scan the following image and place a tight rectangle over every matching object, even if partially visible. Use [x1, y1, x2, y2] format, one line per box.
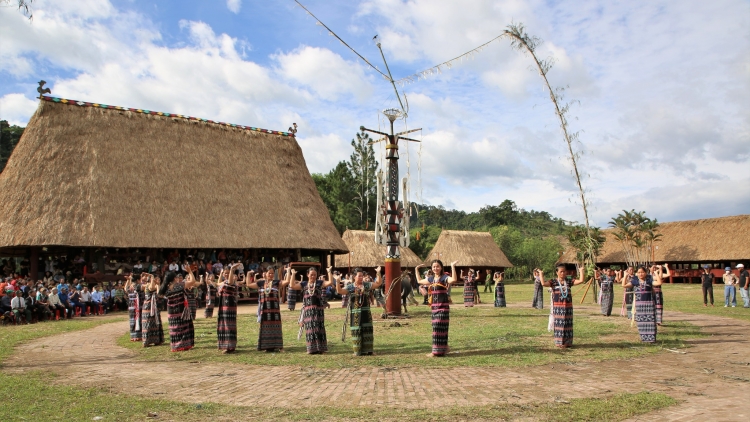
[11, 290, 31, 324]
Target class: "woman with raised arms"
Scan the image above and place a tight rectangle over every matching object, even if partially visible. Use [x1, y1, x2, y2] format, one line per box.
[415, 260, 458, 357]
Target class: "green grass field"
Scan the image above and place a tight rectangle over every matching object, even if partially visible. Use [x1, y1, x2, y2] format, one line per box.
[117, 284, 702, 369]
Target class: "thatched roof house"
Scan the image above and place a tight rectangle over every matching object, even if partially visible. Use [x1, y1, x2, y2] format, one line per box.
[333, 230, 422, 271]
[559, 214, 750, 265]
[424, 230, 513, 269]
[0, 96, 347, 255]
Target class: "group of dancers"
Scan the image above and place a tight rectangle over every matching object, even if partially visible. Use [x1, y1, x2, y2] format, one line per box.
[123, 259, 668, 358]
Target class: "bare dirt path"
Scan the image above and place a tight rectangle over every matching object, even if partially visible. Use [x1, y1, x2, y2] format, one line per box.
[5, 306, 749, 421]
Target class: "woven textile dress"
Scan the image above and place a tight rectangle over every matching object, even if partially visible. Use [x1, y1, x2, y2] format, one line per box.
[216, 283, 238, 352]
[345, 282, 374, 355]
[551, 278, 574, 348]
[256, 280, 283, 351]
[428, 275, 451, 356]
[598, 276, 615, 316]
[165, 282, 194, 352]
[301, 279, 328, 354]
[531, 276, 544, 309]
[631, 276, 657, 343]
[463, 274, 476, 307]
[204, 284, 216, 318]
[186, 288, 197, 320]
[141, 288, 164, 347]
[653, 284, 664, 325]
[287, 284, 298, 311]
[128, 285, 144, 342]
[494, 278, 507, 307]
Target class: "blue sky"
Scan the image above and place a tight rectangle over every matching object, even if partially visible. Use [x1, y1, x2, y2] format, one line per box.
[1, 0, 748, 226]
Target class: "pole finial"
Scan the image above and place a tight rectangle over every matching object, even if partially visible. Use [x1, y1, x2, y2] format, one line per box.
[37, 80, 51, 98]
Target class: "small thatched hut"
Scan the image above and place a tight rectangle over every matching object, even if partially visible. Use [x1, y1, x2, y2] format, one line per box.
[423, 230, 513, 283]
[332, 230, 422, 276]
[0, 96, 347, 279]
[559, 214, 750, 283]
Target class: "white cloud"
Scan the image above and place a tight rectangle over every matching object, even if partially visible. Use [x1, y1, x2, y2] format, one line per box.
[0, 93, 39, 126]
[226, 0, 241, 14]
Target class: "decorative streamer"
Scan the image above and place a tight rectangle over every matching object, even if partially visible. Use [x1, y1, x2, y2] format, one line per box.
[393, 34, 506, 87]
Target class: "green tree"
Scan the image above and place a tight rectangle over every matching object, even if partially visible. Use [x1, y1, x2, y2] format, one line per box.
[0, 121, 24, 173]
[312, 161, 358, 234]
[347, 130, 378, 230]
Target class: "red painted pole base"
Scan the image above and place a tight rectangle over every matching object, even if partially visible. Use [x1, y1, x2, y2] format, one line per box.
[385, 258, 401, 316]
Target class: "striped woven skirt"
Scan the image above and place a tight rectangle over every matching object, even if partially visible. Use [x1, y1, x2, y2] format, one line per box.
[166, 291, 194, 352]
[187, 290, 197, 321]
[653, 285, 663, 324]
[463, 281, 476, 307]
[532, 280, 544, 309]
[431, 294, 450, 356]
[141, 293, 164, 347]
[634, 293, 657, 343]
[128, 292, 142, 341]
[552, 292, 574, 347]
[494, 282, 506, 307]
[600, 283, 614, 316]
[349, 296, 374, 355]
[287, 287, 297, 311]
[204, 286, 216, 318]
[302, 304, 328, 354]
[217, 286, 238, 351]
[257, 290, 283, 351]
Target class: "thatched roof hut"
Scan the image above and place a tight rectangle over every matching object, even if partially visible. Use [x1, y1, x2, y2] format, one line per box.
[333, 230, 422, 271]
[559, 214, 750, 264]
[424, 230, 513, 268]
[0, 96, 347, 254]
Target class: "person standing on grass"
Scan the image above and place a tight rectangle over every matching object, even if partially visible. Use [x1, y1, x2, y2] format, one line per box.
[619, 266, 635, 318]
[622, 265, 664, 343]
[722, 267, 738, 307]
[415, 260, 458, 357]
[462, 269, 478, 307]
[125, 275, 143, 340]
[245, 265, 290, 353]
[539, 264, 585, 348]
[597, 268, 616, 316]
[737, 264, 749, 308]
[531, 269, 544, 309]
[483, 269, 493, 293]
[160, 269, 198, 352]
[335, 266, 383, 356]
[216, 264, 241, 354]
[289, 266, 332, 354]
[204, 274, 217, 318]
[141, 274, 164, 348]
[700, 266, 714, 307]
[493, 272, 506, 307]
[653, 264, 669, 325]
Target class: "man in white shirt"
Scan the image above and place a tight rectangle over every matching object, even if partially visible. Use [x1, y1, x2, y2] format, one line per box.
[11, 290, 31, 323]
[168, 261, 179, 273]
[91, 286, 103, 315]
[47, 287, 65, 318]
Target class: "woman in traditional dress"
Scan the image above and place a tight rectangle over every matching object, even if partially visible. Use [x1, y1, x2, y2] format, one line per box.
[531, 269, 544, 309]
[216, 264, 241, 353]
[415, 260, 458, 357]
[538, 264, 585, 348]
[340, 273, 351, 308]
[597, 268, 616, 316]
[186, 279, 197, 321]
[335, 267, 383, 356]
[160, 270, 197, 352]
[493, 271, 506, 307]
[620, 266, 635, 318]
[286, 274, 299, 311]
[289, 266, 331, 354]
[462, 269, 477, 307]
[141, 274, 164, 347]
[246, 265, 290, 352]
[204, 274, 217, 318]
[653, 264, 669, 325]
[622, 265, 664, 343]
[125, 274, 144, 342]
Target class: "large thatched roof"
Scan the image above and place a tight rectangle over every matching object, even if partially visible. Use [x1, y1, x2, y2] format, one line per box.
[424, 230, 513, 268]
[559, 214, 750, 264]
[333, 230, 422, 268]
[0, 96, 347, 253]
